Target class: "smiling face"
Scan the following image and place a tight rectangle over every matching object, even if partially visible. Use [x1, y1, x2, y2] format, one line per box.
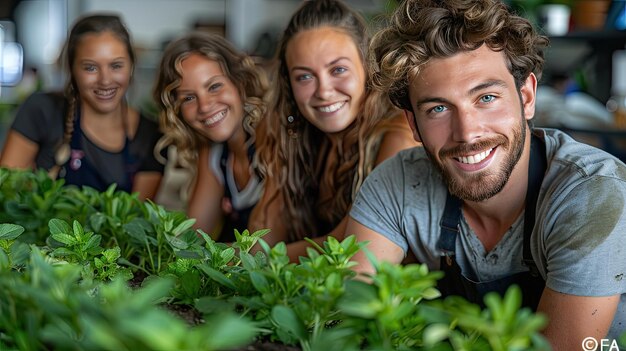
[176, 53, 244, 143]
[407, 45, 536, 202]
[72, 31, 132, 115]
[285, 26, 366, 134]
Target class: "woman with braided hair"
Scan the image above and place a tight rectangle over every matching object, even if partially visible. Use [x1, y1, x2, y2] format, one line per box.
[248, 0, 418, 261]
[0, 14, 163, 200]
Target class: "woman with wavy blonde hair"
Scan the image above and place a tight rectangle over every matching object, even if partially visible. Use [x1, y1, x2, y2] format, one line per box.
[249, 0, 418, 260]
[154, 32, 268, 242]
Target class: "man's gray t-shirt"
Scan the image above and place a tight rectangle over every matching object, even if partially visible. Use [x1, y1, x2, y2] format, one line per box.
[350, 128, 626, 340]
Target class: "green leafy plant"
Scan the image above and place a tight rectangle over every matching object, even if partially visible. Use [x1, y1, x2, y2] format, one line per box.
[312, 261, 443, 350]
[48, 218, 103, 263]
[194, 235, 365, 350]
[119, 201, 200, 275]
[0, 246, 256, 351]
[0, 169, 195, 276]
[91, 246, 133, 282]
[0, 167, 555, 350]
[47, 219, 132, 282]
[0, 168, 68, 243]
[0, 223, 30, 270]
[420, 286, 550, 351]
[311, 262, 549, 351]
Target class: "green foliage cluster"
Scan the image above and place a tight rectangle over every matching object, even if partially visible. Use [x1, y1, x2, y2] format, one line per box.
[0, 168, 199, 276]
[0, 167, 569, 351]
[0, 242, 255, 351]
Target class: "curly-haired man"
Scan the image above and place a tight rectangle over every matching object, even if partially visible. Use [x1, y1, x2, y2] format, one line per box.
[347, 1, 626, 349]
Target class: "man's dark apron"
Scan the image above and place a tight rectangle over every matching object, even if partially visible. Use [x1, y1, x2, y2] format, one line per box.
[436, 134, 547, 310]
[61, 107, 137, 193]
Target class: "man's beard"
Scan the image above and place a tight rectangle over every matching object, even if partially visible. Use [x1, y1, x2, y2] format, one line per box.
[427, 115, 526, 202]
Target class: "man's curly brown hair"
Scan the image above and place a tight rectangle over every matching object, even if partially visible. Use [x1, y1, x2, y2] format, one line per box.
[370, 0, 549, 111]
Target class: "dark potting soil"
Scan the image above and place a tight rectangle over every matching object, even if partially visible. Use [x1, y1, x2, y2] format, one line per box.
[229, 341, 302, 351]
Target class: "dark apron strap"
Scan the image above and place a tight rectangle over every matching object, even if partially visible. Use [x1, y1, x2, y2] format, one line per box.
[216, 141, 257, 243]
[219, 141, 256, 200]
[219, 143, 232, 200]
[523, 134, 547, 276]
[439, 191, 462, 254]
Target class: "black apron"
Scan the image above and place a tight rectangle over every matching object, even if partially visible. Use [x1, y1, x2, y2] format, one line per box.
[436, 134, 547, 310]
[61, 107, 137, 193]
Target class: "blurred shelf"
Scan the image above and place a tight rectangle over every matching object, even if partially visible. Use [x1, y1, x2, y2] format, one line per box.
[544, 29, 626, 103]
[550, 29, 626, 41]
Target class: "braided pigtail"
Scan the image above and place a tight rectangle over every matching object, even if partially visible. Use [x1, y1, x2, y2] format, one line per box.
[48, 88, 76, 179]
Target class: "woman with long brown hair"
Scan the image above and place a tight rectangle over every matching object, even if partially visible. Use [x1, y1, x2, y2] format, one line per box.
[249, 0, 418, 261]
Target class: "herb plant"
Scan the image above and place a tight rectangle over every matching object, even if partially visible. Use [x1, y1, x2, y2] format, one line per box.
[0, 167, 559, 351]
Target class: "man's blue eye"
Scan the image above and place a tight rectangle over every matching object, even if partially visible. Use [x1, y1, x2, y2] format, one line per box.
[432, 105, 446, 113]
[481, 95, 495, 103]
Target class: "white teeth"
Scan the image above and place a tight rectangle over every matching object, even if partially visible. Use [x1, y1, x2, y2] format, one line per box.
[95, 88, 116, 96]
[457, 148, 493, 164]
[203, 110, 226, 126]
[317, 101, 345, 113]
